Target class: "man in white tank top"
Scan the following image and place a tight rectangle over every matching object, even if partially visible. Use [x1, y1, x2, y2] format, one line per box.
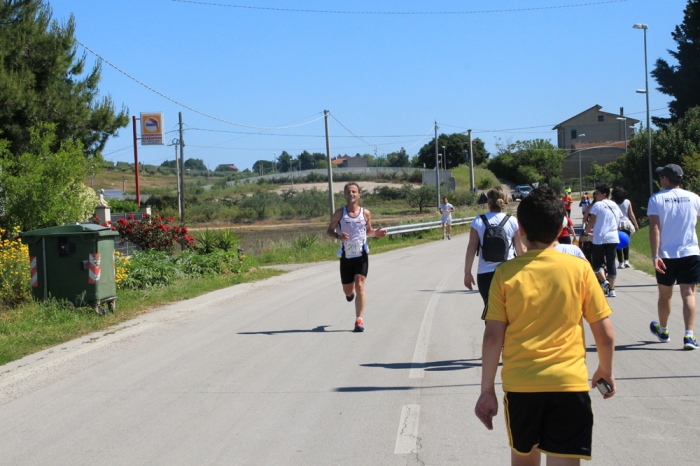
[327, 182, 387, 332]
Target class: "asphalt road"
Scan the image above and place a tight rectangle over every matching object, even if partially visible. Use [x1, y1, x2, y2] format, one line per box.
[1, 217, 700, 465]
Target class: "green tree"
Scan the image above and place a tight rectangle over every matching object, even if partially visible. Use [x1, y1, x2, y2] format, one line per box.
[487, 139, 566, 186]
[408, 185, 437, 213]
[0, 124, 94, 231]
[252, 160, 275, 175]
[239, 191, 280, 219]
[607, 107, 700, 214]
[651, 0, 700, 126]
[293, 188, 326, 217]
[184, 158, 206, 171]
[386, 148, 410, 167]
[414, 133, 489, 169]
[0, 0, 129, 159]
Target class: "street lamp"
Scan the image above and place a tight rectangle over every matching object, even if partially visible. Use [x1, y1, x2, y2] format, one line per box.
[633, 23, 653, 196]
[616, 117, 629, 153]
[442, 146, 446, 170]
[577, 134, 586, 196]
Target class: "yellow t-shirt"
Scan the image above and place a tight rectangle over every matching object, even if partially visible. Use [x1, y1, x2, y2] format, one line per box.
[482, 248, 612, 392]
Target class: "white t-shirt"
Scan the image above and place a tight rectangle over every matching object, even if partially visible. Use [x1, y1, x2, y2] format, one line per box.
[470, 212, 519, 274]
[440, 203, 454, 221]
[589, 199, 622, 245]
[555, 243, 586, 260]
[647, 188, 700, 258]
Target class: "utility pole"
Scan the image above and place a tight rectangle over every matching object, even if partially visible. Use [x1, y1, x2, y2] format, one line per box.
[324, 110, 335, 219]
[132, 116, 141, 205]
[178, 112, 186, 223]
[434, 121, 440, 208]
[468, 129, 475, 192]
[168, 139, 182, 221]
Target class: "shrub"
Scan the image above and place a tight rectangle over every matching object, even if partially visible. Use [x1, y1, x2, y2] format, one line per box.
[108, 199, 139, 213]
[113, 213, 195, 253]
[0, 226, 31, 306]
[451, 189, 479, 207]
[120, 250, 184, 289]
[292, 234, 318, 250]
[114, 251, 130, 290]
[477, 174, 497, 190]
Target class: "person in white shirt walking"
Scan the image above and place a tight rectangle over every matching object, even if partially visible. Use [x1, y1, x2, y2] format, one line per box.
[327, 182, 387, 332]
[439, 197, 455, 240]
[584, 184, 623, 297]
[464, 187, 525, 306]
[648, 164, 700, 350]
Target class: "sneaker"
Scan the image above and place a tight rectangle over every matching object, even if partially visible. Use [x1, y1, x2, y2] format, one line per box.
[448, 234, 451, 240]
[684, 335, 699, 350]
[442, 234, 446, 240]
[600, 280, 610, 295]
[618, 262, 624, 269]
[624, 260, 631, 268]
[650, 321, 670, 343]
[346, 292, 355, 302]
[354, 318, 364, 332]
[607, 289, 616, 297]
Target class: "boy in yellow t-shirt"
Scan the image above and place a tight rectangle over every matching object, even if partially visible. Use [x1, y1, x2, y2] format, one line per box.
[475, 187, 616, 465]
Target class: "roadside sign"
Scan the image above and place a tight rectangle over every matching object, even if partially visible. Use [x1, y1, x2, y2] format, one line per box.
[140, 112, 164, 145]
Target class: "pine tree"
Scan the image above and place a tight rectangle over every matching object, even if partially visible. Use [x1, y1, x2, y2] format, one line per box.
[0, 0, 128, 159]
[651, 0, 700, 127]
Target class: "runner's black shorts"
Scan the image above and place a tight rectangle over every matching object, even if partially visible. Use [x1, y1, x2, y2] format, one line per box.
[340, 252, 369, 284]
[656, 255, 700, 286]
[591, 243, 618, 278]
[504, 391, 593, 460]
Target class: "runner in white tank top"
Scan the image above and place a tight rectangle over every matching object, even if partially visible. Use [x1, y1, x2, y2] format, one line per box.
[327, 182, 387, 332]
[336, 206, 369, 258]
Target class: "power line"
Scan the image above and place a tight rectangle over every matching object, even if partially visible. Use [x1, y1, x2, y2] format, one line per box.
[184, 127, 430, 138]
[72, 37, 324, 130]
[172, 0, 628, 15]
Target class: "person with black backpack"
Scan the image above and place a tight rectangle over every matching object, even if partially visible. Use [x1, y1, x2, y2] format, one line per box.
[464, 186, 526, 305]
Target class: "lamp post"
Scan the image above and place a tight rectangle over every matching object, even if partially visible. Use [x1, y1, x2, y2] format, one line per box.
[577, 134, 586, 196]
[616, 117, 628, 153]
[442, 145, 446, 170]
[633, 23, 653, 196]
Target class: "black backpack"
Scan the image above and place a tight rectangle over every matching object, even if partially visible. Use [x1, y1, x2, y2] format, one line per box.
[479, 214, 511, 263]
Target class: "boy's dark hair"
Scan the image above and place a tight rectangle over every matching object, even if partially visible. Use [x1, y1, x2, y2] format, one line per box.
[611, 186, 628, 204]
[517, 187, 566, 244]
[596, 184, 610, 197]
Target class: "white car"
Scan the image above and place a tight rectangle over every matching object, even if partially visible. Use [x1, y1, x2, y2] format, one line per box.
[512, 185, 532, 201]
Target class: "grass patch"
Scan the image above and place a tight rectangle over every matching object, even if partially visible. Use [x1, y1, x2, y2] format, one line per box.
[452, 165, 499, 190]
[628, 223, 700, 276]
[0, 268, 282, 366]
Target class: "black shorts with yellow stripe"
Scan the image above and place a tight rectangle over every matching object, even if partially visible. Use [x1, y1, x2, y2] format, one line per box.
[504, 391, 593, 460]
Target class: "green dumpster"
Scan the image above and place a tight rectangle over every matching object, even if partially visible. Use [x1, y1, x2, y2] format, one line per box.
[20, 224, 120, 315]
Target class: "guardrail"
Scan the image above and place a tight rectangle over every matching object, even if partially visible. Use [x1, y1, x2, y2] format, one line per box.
[383, 217, 475, 236]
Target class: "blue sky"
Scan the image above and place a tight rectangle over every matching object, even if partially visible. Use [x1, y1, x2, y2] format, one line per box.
[50, 0, 685, 171]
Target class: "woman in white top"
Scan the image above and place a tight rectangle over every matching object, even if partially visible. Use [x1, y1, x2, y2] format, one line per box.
[584, 184, 623, 297]
[612, 186, 640, 269]
[464, 186, 526, 305]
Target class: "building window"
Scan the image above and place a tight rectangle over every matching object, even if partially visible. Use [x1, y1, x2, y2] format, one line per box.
[571, 129, 577, 140]
[598, 115, 604, 122]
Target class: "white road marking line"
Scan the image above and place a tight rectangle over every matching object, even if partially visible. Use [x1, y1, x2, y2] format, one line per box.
[394, 404, 421, 454]
[409, 264, 460, 378]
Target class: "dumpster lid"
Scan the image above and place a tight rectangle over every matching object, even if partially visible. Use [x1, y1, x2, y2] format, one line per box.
[20, 223, 119, 238]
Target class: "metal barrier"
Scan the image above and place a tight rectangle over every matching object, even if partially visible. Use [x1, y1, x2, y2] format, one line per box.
[383, 217, 475, 236]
